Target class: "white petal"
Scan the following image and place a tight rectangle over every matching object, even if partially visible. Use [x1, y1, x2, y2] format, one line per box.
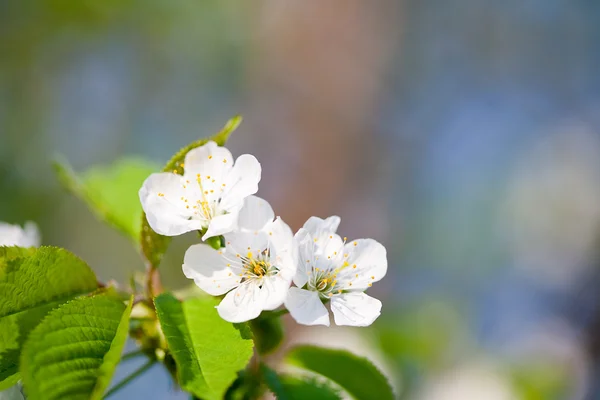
[202, 211, 239, 240]
[293, 228, 315, 287]
[184, 142, 234, 204]
[217, 282, 267, 323]
[0, 222, 39, 247]
[22, 222, 40, 247]
[263, 217, 295, 262]
[330, 292, 382, 327]
[314, 232, 345, 270]
[219, 154, 261, 211]
[336, 239, 387, 290]
[184, 141, 233, 182]
[223, 230, 270, 260]
[284, 287, 330, 326]
[183, 244, 240, 296]
[302, 216, 341, 237]
[237, 195, 274, 232]
[139, 173, 203, 236]
[261, 274, 293, 310]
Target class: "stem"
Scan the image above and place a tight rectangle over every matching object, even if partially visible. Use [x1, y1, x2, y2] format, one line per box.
[104, 360, 155, 399]
[120, 349, 147, 362]
[144, 262, 163, 298]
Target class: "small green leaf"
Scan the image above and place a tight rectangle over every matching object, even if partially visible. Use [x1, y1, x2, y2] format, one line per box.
[141, 116, 241, 268]
[20, 292, 133, 400]
[155, 293, 254, 399]
[250, 314, 284, 355]
[154, 294, 212, 398]
[286, 346, 394, 400]
[261, 365, 341, 400]
[0, 246, 99, 387]
[54, 157, 159, 243]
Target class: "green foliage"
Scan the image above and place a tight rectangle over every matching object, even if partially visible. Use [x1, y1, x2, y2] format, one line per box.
[0, 246, 98, 388]
[141, 116, 241, 268]
[286, 345, 394, 400]
[154, 294, 212, 398]
[249, 314, 284, 355]
[155, 293, 254, 400]
[20, 291, 133, 400]
[54, 157, 159, 243]
[261, 365, 342, 400]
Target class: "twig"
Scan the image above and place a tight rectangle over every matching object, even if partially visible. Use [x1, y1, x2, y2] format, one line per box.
[103, 360, 155, 398]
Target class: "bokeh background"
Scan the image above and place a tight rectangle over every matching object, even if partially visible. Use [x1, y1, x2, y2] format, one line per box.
[2, 1, 600, 399]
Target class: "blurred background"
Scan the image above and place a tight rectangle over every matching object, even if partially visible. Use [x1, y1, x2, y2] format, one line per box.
[2, 1, 600, 399]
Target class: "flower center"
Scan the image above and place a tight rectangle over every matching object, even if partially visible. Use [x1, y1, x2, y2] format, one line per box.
[308, 260, 353, 298]
[308, 268, 339, 298]
[242, 251, 279, 281]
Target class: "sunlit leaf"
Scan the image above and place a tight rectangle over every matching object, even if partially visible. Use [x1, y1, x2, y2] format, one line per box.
[20, 291, 133, 400]
[54, 157, 159, 243]
[155, 293, 253, 399]
[0, 246, 98, 388]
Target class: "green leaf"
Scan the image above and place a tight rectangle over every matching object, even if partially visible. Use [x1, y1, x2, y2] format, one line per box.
[261, 365, 341, 400]
[20, 292, 133, 400]
[249, 314, 284, 355]
[54, 157, 159, 243]
[141, 116, 242, 268]
[155, 293, 253, 399]
[0, 246, 99, 387]
[154, 294, 212, 398]
[286, 346, 394, 400]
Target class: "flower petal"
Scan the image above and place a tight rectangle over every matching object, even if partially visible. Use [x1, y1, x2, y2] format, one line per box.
[284, 287, 330, 326]
[302, 216, 341, 237]
[293, 228, 315, 287]
[336, 239, 387, 290]
[183, 244, 240, 296]
[224, 230, 270, 260]
[261, 274, 293, 310]
[263, 217, 296, 274]
[219, 154, 261, 211]
[237, 195, 274, 232]
[202, 210, 240, 240]
[140, 172, 202, 236]
[184, 141, 233, 181]
[330, 292, 382, 327]
[314, 232, 345, 269]
[0, 222, 40, 247]
[22, 221, 40, 247]
[184, 142, 234, 205]
[217, 282, 267, 323]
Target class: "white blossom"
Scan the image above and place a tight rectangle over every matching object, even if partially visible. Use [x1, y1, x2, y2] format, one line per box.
[139, 141, 261, 240]
[285, 216, 387, 327]
[0, 221, 40, 247]
[182, 196, 296, 322]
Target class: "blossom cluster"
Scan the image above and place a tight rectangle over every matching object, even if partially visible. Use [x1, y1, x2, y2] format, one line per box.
[139, 141, 387, 326]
